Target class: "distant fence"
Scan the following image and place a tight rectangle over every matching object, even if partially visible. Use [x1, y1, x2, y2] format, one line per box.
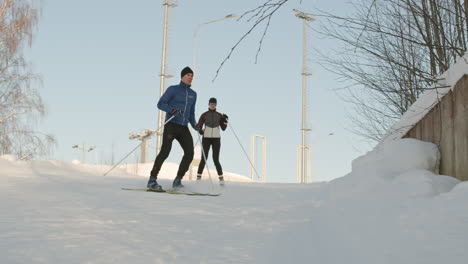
[404, 75, 468, 181]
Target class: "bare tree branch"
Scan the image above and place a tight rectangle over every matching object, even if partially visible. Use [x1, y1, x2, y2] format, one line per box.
[212, 0, 288, 82]
[314, 0, 467, 142]
[0, 108, 31, 124]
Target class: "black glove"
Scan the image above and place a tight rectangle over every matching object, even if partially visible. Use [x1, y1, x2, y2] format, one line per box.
[222, 114, 229, 123]
[193, 123, 204, 135]
[171, 108, 184, 116]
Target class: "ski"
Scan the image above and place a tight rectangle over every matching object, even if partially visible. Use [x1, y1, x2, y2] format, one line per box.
[121, 188, 221, 196]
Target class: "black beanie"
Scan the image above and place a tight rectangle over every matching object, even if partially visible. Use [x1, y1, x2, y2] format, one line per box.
[181, 66, 194, 78]
[209, 97, 217, 104]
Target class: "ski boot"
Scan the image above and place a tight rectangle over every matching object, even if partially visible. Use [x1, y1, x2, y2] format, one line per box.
[172, 178, 184, 189]
[147, 176, 164, 192]
[196, 174, 202, 181]
[219, 176, 225, 187]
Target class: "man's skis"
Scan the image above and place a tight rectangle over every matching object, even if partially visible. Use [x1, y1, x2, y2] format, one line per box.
[121, 188, 221, 197]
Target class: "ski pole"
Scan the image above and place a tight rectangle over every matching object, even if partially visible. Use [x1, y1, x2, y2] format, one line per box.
[196, 132, 215, 190]
[227, 121, 262, 180]
[103, 115, 175, 176]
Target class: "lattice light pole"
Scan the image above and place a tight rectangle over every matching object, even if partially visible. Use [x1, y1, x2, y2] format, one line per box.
[297, 145, 311, 183]
[129, 129, 157, 163]
[294, 9, 315, 183]
[156, 0, 177, 154]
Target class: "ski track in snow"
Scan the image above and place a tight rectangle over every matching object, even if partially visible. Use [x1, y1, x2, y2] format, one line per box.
[0, 160, 317, 263]
[1, 139, 468, 264]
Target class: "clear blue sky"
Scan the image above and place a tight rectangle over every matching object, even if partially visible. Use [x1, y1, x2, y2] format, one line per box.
[28, 0, 374, 183]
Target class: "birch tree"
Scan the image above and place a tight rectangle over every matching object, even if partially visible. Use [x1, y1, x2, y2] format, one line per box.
[0, 0, 54, 159]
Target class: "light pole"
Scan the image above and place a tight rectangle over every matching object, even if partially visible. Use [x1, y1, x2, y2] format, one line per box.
[294, 9, 315, 183]
[250, 134, 266, 182]
[156, 0, 177, 155]
[129, 129, 157, 163]
[72, 143, 96, 164]
[192, 14, 236, 75]
[297, 145, 311, 183]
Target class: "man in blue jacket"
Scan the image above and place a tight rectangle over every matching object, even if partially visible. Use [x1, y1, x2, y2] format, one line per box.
[147, 66, 198, 191]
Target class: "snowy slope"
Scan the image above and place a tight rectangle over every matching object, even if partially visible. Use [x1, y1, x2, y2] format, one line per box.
[117, 161, 254, 183]
[1, 139, 467, 264]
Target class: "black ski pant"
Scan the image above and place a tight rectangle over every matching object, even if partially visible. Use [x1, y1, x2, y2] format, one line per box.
[150, 122, 194, 179]
[197, 137, 223, 176]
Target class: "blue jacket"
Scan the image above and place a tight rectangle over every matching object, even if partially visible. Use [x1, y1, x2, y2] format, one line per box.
[157, 81, 197, 127]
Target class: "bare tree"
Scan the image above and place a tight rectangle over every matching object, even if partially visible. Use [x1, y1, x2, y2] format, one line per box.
[0, 0, 55, 159]
[217, 0, 466, 142]
[313, 0, 467, 141]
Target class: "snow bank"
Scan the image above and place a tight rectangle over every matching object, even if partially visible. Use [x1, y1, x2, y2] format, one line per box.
[352, 138, 440, 178]
[313, 138, 459, 206]
[0, 155, 132, 180]
[262, 138, 465, 264]
[0, 155, 35, 178]
[0, 154, 18, 162]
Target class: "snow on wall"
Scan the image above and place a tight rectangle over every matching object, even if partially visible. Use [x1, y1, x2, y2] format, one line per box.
[382, 54, 468, 144]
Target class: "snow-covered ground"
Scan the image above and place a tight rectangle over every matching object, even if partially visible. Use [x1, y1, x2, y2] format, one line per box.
[117, 161, 253, 183]
[1, 138, 467, 263]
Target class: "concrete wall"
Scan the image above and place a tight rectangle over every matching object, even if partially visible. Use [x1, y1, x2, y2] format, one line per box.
[404, 74, 468, 181]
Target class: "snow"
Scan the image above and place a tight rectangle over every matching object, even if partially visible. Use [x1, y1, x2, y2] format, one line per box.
[352, 138, 441, 177]
[119, 161, 254, 183]
[1, 138, 468, 263]
[383, 54, 468, 144]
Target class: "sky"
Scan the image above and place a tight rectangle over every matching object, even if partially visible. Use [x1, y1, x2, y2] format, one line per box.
[27, 0, 375, 183]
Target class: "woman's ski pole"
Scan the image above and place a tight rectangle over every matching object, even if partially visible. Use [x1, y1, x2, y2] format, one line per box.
[196, 132, 215, 190]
